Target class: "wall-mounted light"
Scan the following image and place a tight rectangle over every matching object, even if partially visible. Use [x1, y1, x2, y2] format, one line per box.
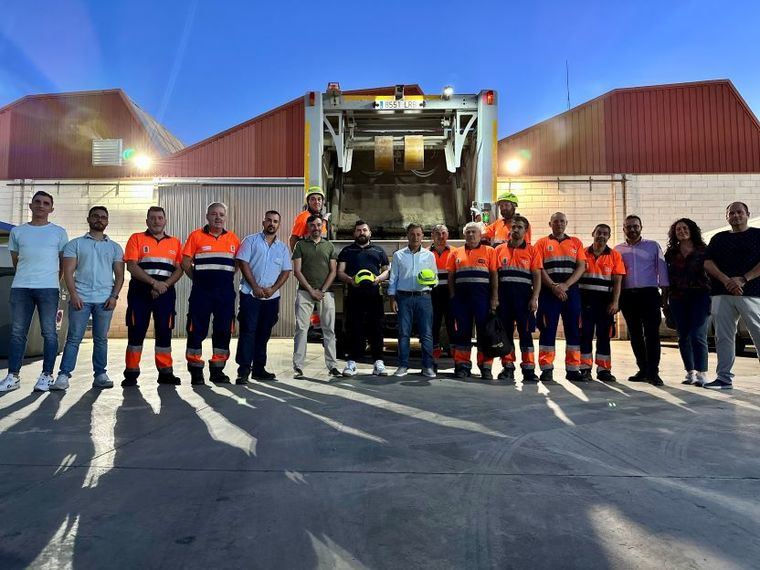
[505, 158, 522, 175]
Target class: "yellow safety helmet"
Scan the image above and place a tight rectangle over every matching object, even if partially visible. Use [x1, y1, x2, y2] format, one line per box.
[354, 269, 376, 286]
[417, 268, 437, 287]
[305, 186, 325, 201]
[496, 191, 519, 205]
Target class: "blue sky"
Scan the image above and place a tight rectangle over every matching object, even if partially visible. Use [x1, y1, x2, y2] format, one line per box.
[2, 0, 759, 146]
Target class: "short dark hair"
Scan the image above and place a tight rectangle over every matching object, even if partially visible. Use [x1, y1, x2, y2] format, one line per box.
[306, 213, 323, 225]
[593, 223, 611, 234]
[88, 205, 109, 217]
[727, 201, 750, 214]
[406, 223, 423, 233]
[31, 190, 54, 205]
[625, 214, 642, 226]
[147, 206, 165, 217]
[264, 210, 281, 219]
[354, 219, 369, 228]
[512, 215, 530, 229]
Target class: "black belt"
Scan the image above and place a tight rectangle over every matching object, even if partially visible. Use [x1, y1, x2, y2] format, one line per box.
[397, 290, 431, 297]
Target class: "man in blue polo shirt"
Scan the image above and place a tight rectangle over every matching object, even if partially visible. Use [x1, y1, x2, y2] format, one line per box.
[235, 210, 292, 383]
[51, 206, 125, 390]
[1, 191, 68, 393]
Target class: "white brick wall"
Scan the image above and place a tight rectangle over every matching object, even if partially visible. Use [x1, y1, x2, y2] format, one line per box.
[498, 173, 760, 249]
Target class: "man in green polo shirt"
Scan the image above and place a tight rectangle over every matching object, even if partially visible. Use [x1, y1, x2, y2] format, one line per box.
[292, 213, 341, 378]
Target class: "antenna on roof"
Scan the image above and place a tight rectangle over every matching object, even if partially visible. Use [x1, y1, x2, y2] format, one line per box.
[565, 60, 571, 110]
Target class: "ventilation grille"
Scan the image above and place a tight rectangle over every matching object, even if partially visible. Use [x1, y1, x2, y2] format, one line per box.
[92, 139, 123, 166]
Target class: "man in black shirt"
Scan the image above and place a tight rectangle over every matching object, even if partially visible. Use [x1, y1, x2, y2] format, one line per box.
[337, 220, 390, 376]
[704, 201, 760, 389]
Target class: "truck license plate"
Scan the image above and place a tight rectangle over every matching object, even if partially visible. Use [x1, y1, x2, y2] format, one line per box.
[375, 99, 424, 110]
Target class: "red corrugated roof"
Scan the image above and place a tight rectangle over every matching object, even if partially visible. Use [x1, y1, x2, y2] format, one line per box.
[160, 84, 425, 178]
[499, 79, 760, 175]
[0, 88, 183, 179]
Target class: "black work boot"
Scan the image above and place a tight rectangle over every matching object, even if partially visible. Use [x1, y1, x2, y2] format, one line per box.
[209, 370, 231, 384]
[539, 369, 554, 382]
[189, 368, 205, 386]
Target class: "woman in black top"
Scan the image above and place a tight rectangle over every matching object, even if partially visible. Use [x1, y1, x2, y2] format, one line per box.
[664, 218, 711, 386]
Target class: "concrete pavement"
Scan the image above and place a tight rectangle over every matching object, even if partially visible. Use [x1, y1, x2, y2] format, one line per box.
[0, 339, 759, 569]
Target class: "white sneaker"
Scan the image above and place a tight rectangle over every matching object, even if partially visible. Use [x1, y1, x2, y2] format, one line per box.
[422, 367, 437, 378]
[0, 373, 20, 393]
[50, 373, 70, 391]
[342, 360, 357, 377]
[393, 366, 408, 377]
[693, 371, 708, 387]
[93, 373, 114, 389]
[33, 373, 54, 392]
[682, 371, 696, 385]
[373, 360, 387, 376]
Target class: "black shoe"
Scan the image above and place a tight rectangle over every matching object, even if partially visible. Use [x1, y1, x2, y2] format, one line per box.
[158, 373, 181, 386]
[480, 368, 493, 381]
[539, 369, 554, 382]
[579, 369, 593, 382]
[454, 365, 469, 379]
[293, 368, 304, 379]
[566, 370, 583, 382]
[597, 370, 616, 383]
[252, 369, 277, 381]
[210, 372, 231, 384]
[522, 370, 539, 383]
[189, 369, 205, 386]
[235, 374, 251, 385]
[121, 377, 138, 387]
[328, 367, 342, 378]
[628, 371, 648, 382]
[498, 368, 515, 381]
[649, 375, 664, 386]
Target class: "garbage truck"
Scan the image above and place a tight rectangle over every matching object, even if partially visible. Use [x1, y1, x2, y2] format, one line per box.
[303, 84, 498, 353]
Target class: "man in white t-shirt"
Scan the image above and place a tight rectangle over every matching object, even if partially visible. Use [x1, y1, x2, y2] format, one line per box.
[0, 191, 68, 393]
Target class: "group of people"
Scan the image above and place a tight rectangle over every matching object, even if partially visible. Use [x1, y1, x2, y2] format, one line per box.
[1, 188, 758, 394]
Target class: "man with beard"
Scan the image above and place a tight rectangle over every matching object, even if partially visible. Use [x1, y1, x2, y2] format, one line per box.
[337, 220, 390, 377]
[235, 210, 292, 384]
[50, 206, 125, 390]
[484, 191, 532, 246]
[1, 191, 68, 393]
[291, 213, 341, 379]
[494, 215, 542, 382]
[614, 215, 669, 386]
[579, 224, 626, 382]
[182, 203, 241, 385]
[120, 206, 184, 388]
[290, 186, 328, 250]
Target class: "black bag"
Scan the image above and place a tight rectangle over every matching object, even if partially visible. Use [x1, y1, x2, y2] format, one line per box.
[477, 312, 513, 358]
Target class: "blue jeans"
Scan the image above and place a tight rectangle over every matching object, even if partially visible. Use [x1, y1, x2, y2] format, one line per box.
[235, 294, 280, 376]
[669, 291, 710, 372]
[397, 293, 434, 368]
[58, 302, 115, 377]
[8, 288, 60, 375]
